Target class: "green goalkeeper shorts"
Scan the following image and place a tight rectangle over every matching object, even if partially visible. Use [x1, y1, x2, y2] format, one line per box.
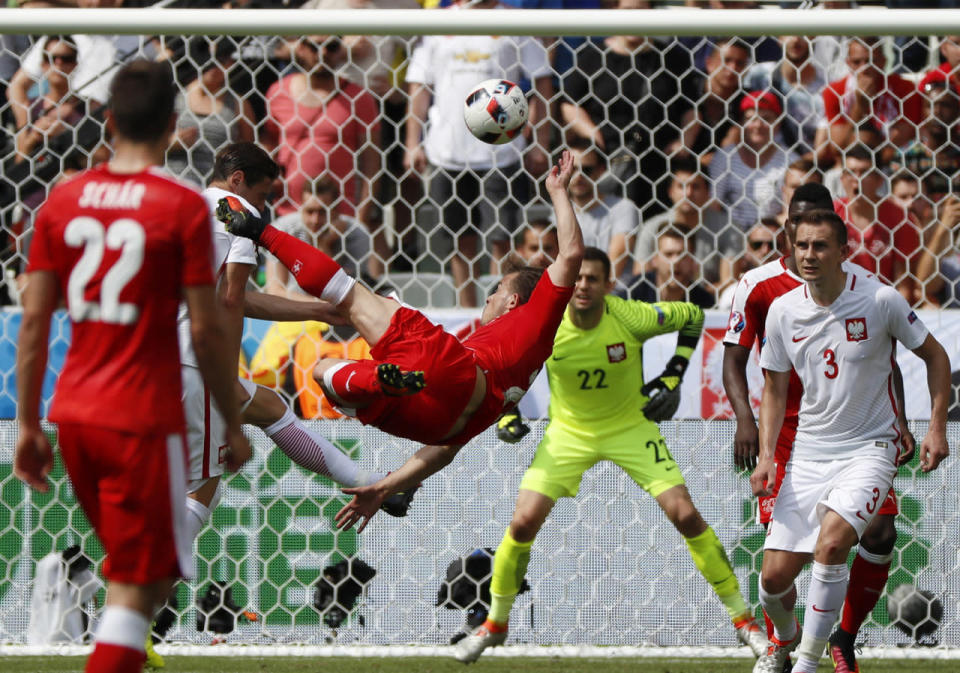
[519, 421, 686, 501]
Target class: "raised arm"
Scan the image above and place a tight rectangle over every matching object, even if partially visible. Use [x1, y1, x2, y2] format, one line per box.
[544, 151, 585, 288]
[911, 333, 951, 472]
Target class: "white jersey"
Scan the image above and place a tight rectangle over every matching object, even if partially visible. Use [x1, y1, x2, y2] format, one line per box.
[177, 187, 258, 367]
[405, 5, 551, 170]
[760, 267, 928, 462]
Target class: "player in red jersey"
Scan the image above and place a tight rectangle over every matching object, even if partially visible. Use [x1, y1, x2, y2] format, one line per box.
[722, 183, 913, 673]
[15, 60, 249, 673]
[219, 151, 585, 531]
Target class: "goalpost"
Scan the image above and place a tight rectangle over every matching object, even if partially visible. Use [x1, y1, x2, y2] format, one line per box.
[1, 6, 959, 660]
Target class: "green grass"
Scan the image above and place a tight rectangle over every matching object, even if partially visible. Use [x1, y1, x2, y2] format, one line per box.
[1, 657, 958, 673]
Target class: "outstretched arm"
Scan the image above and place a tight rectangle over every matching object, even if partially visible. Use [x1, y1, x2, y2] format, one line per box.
[544, 151, 585, 288]
[334, 443, 463, 532]
[244, 290, 347, 324]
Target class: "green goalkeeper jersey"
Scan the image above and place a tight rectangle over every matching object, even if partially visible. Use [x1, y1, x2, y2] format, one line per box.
[546, 295, 704, 433]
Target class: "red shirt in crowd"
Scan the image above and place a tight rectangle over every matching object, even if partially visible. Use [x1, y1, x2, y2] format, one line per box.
[834, 197, 919, 286]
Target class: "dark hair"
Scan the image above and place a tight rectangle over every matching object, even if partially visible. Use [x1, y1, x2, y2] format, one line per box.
[108, 60, 178, 143]
[787, 157, 819, 181]
[670, 155, 701, 177]
[506, 266, 546, 305]
[583, 246, 611, 281]
[567, 136, 606, 165]
[890, 170, 918, 189]
[303, 174, 339, 198]
[44, 35, 78, 55]
[844, 143, 876, 166]
[212, 142, 280, 186]
[793, 208, 848, 246]
[790, 182, 833, 211]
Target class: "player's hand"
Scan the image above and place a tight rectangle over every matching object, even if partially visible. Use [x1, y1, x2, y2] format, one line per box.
[895, 422, 916, 467]
[733, 419, 760, 471]
[545, 150, 573, 194]
[14, 425, 53, 493]
[918, 427, 949, 472]
[640, 355, 688, 422]
[223, 425, 252, 472]
[403, 145, 427, 175]
[335, 485, 386, 533]
[215, 197, 266, 241]
[750, 458, 776, 497]
[496, 412, 530, 444]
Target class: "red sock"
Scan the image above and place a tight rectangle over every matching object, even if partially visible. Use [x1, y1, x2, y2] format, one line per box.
[260, 225, 346, 300]
[840, 552, 890, 634]
[763, 609, 774, 640]
[326, 361, 382, 406]
[85, 642, 146, 673]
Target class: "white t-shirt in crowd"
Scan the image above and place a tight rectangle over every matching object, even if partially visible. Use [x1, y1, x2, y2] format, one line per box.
[761, 266, 928, 462]
[405, 5, 551, 171]
[551, 195, 637, 254]
[177, 187, 258, 367]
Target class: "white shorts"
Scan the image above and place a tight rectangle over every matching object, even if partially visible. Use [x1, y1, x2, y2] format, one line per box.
[181, 366, 257, 491]
[764, 453, 897, 554]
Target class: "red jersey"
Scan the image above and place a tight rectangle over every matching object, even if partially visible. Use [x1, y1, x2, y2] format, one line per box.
[822, 73, 922, 136]
[452, 272, 573, 443]
[27, 165, 214, 435]
[834, 198, 919, 286]
[723, 257, 804, 421]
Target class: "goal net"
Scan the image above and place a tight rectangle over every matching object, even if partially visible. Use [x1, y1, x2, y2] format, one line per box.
[0, 4, 958, 656]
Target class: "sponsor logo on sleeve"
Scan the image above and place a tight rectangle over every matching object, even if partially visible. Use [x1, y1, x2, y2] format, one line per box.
[607, 343, 626, 363]
[728, 310, 745, 333]
[908, 311, 918, 324]
[845, 317, 868, 342]
[654, 305, 665, 325]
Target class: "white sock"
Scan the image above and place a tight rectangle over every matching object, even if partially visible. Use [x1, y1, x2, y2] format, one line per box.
[758, 582, 798, 642]
[321, 268, 356, 305]
[184, 496, 212, 545]
[96, 605, 149, 650]
[794, 561, 849, 669]
[265, 408, 383, 486]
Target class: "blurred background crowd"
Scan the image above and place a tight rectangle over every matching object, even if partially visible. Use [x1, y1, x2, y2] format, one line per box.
[3, 0, 960, 415]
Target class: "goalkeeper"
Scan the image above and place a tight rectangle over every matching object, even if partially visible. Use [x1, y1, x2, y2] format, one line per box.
[455, 248, 766, 664]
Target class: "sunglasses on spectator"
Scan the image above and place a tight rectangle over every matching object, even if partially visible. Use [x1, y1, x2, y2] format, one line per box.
[748, 239, 774, 250]
[45, 52, 78, 65]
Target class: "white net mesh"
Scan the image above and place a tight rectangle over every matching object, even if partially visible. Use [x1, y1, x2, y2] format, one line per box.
[2, 6, 960, 655]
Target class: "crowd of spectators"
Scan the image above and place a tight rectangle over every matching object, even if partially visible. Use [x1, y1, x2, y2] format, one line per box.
[3, 1, 960, 326]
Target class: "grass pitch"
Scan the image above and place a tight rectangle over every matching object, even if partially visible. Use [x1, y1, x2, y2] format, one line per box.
[1, 657, 959, 673]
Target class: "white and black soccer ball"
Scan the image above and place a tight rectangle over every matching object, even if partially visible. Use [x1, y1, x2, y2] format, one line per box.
[887, 584, 943, 643]
[463, 79, 529, 145]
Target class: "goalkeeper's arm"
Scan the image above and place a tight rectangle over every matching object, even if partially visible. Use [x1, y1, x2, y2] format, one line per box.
[639, 302, 704, 422]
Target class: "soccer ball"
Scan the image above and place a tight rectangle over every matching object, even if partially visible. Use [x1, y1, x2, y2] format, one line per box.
[887, 584, 943, 643]
[463, 79, 529, 145]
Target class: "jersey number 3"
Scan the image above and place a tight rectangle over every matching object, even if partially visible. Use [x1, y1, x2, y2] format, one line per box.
[64, 216, 145, 325]
[823, 348, 839, 379]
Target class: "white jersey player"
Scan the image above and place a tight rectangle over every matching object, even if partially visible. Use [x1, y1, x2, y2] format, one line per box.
[748, 209, 950, 673]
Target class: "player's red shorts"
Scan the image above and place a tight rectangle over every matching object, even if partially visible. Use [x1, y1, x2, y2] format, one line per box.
[759, 417, 898, 524]
[356, 308, 479, 445]
[57, 424, 192, 584]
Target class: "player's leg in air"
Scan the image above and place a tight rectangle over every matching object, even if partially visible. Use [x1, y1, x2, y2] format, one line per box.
[828, 511, 897, 673]
[217, 198, 426, 408]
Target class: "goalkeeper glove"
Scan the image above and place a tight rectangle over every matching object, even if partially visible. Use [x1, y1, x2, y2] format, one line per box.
[640, 355, 688, 422]
[496, 412, 530, 444]
[216, 196, 267, 241]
